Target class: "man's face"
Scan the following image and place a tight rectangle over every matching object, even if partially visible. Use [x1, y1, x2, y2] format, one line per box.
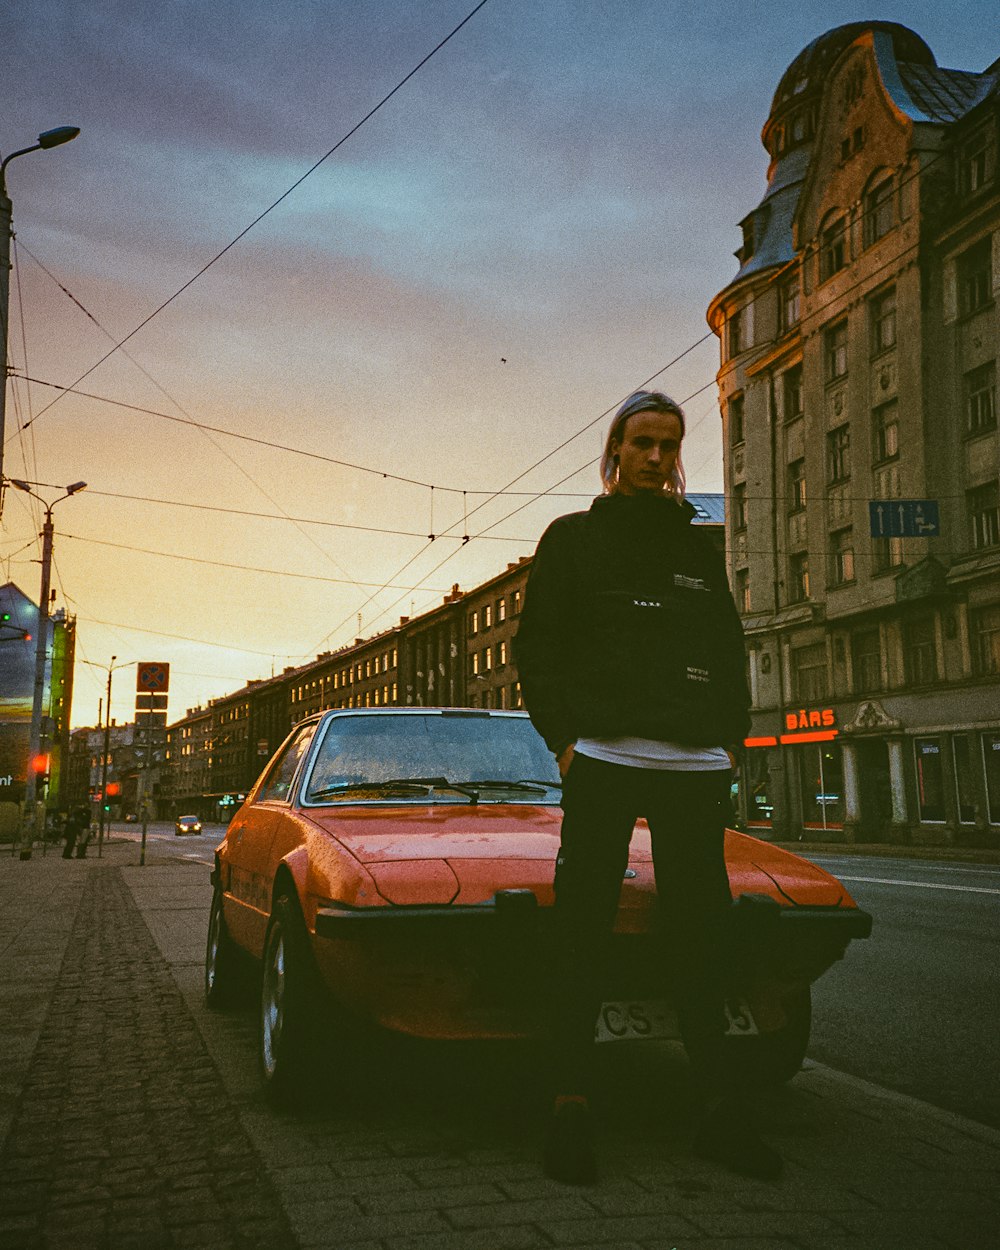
[612, 410, 683, 495]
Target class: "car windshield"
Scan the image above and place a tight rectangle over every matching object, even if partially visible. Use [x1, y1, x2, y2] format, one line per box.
[302, 712, 561, 805]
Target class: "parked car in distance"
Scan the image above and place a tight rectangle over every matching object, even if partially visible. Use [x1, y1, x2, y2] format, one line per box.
[124, 812, 138, 823]
[205, 708, 872, 1104]
[175, 814, 202, 835]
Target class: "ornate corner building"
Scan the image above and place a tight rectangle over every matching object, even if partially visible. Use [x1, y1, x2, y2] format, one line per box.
[708, 23, 1000, 846]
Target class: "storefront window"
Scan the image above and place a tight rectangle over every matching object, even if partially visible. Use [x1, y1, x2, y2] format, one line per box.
[982, 732, 1000, 824]
[915, 737, 946, 822]
[798, 743, 844, 828]
[746, 749, 773, 825]
[952, 737, 976, 824]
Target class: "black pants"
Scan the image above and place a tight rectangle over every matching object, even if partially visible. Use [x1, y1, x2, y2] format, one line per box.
[552, 752, 733, 1099]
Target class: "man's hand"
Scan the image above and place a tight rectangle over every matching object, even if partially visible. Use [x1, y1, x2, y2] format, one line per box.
[557, 743, 576, 778]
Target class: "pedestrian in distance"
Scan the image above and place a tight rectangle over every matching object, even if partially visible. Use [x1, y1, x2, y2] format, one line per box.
[514, 390, 781, 1184]
[62, 805, 88, 859]
[62, 804, 92, 859]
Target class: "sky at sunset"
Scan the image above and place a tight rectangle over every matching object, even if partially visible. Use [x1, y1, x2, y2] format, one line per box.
[2, 0, 996, 728]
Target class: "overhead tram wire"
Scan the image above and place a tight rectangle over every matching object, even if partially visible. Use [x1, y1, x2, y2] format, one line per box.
[7, 0, 493, 447]
[59, 531, 456, 593]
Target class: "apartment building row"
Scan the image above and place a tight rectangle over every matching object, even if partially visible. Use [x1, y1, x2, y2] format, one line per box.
[709, 22, 1000, 846]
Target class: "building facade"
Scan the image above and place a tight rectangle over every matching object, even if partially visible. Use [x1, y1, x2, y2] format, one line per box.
[708, 23, 1000, 845]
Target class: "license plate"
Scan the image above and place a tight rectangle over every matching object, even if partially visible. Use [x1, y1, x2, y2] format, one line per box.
[594, 998, 758, 1044]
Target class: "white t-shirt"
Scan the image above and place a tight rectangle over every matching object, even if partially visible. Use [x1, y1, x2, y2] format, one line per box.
[574, 735, 730, 771]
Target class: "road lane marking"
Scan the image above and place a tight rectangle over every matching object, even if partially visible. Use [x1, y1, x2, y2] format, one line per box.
[834, 874, 1000, 895]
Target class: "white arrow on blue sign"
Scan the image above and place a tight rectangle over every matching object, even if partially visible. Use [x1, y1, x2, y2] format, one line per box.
[868, 500, 940, 538]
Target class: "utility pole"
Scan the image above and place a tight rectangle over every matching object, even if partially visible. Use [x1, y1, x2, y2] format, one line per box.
[97, 658, 116, 858]
[8, 480, 88, 858]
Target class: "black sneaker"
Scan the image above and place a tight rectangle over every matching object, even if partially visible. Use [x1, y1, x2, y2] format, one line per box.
[543, 1097, 598, 1185]
[693, 1098, 783, 1181]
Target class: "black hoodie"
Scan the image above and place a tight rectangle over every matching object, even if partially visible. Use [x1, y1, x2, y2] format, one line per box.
[513, 493, 750, 757]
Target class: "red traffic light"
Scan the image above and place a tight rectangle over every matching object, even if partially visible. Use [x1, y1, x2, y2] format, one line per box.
[31, 753, 50, 774]
[105, 781, 121, 798]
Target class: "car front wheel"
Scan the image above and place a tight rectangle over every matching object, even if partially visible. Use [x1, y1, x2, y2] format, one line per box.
[259, 892, 323, 1105]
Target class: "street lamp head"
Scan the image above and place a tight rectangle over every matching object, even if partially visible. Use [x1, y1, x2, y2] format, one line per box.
[66, 480, 87, 495]
[9, 479, 31, 492]
[37, 126, 80, 150]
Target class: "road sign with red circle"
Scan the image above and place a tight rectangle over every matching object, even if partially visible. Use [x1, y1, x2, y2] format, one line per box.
[136, 662, 170, 693]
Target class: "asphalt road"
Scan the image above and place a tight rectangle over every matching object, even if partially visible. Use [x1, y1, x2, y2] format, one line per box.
[112, 825, 1000, 1129]
[805, 852, 1000, 1130]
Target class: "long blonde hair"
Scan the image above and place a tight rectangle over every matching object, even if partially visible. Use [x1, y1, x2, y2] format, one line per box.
[600, 390, 687, 498]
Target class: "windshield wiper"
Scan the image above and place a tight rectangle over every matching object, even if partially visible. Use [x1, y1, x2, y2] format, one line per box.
[453, 779, 560, 793]
[309, 776, 475, 800]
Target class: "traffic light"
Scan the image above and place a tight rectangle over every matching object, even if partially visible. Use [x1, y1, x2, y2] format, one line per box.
[31, 754, 51, 787]
[103, 781, 121, 811]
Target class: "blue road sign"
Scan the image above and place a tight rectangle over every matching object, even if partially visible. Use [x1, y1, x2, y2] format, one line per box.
[868, 499, 940, 538]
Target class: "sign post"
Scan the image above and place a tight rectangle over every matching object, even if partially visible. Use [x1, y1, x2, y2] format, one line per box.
[135, 664, 169, 866]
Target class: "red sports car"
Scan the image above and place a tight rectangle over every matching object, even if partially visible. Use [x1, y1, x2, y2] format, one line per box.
[205, 708, 871, 1103]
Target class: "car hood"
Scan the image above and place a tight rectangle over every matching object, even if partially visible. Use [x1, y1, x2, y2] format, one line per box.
[306, 806, 857, 911]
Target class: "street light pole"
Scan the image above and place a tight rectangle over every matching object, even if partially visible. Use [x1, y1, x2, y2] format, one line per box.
[0, 126, 80, 508]
[8, 479, 87, 859]
[98, 658, 117, 858]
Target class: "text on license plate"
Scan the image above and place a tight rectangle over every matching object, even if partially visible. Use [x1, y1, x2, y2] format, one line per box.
[594, 998, 758, 1044]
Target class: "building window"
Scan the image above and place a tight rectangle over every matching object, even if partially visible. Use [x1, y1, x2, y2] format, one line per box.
[469, 610, 479, 635]
[969, 481, 1000, 550]
[903, 616, 938, 686]
[789, 551, 810, 602]
[728, 307, 744, 357]
[498, 640, 507, 667]
[736, 568, 750, 613]
[783, 365, 803, 421]
[513, 590, 522, 615]
[958, 237, 992, 316]
[787, 458, 806, 512]
[512, 681, 522, 709]
[872, 534, 904, 572]
[365, 659, 371, 678]
[963, 130, 993, 195]
[780, 277, 800, 331]
[484, 604, 492, 628]
[484, 647, 492, 671]
[827, 425, 850, 483]
[391, 648, 397, 668]
[831, 527, 855, 585]
[497, 598, 506, 623]
[952, 737, 976, 824]
[819, 215, 847, 281]
[965, 361, 997, 436]
[825, 320, 848, 381]
[872, 401, 899, 464]
[863, 177, 894, 246]
[970, 605, 1000, 676]
[729, 393, 745, 445]
[732, 482, 747, 531]
[851, 627, 882, 692]
[471, 652, 479, 675]
[914, 738, 946, 822]
[870, 286, 897, 354]
[983, 732, 1000, 824]
[792, 642, 827, 700]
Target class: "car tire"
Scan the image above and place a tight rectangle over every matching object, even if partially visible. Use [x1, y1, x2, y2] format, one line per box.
[205, 886, 241, 1009]
[259, 892, 324, 1106]
[725, 986, 812, 1086]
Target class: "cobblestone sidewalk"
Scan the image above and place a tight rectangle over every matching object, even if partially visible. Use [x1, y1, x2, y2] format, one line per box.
[0, 866, 296, 1249]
